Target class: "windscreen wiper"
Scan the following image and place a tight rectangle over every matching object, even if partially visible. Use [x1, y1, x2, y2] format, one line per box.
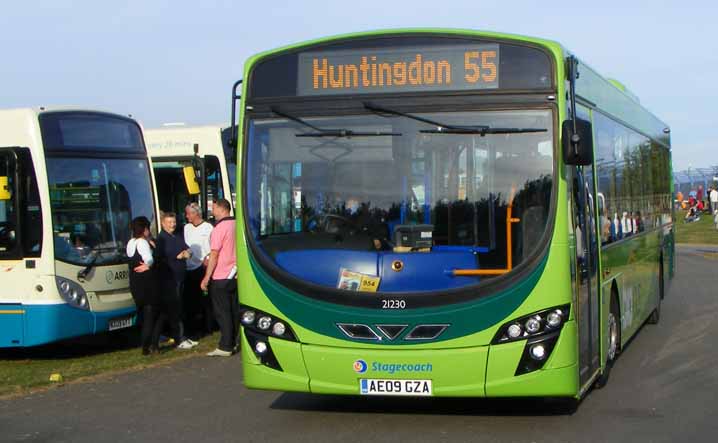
[420, 127, 547, 136]
[364, 103, 546, 136]
[271, 107, 401, 138]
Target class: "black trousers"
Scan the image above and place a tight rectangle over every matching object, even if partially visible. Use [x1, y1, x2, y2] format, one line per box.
[185, 267, 216, 335]
[138, 304, 160, 352]
[210, 279, 239, 352]
[155, 279, 184, 344]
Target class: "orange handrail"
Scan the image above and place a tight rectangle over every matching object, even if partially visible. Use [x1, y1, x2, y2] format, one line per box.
[452, 187, 520, 277]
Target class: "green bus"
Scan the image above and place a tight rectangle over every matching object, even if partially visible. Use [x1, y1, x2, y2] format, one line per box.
[230, 29, 673, 400]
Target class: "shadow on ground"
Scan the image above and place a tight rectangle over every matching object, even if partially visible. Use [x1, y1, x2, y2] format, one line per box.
[270, 392, 580, 416]
[0, 329, 141, 361]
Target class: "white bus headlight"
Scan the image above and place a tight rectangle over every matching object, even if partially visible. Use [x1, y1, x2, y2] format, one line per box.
[546, 311, 562, 328]
[507, 323, 523, 339]
[272, 322, 286, 336]
[55, 277, 90, 310]
[257, 316, 272, 330]
[241, 310, 256, 325]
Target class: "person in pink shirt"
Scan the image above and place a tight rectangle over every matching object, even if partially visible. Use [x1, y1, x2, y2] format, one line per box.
[201, 199, 237, 356]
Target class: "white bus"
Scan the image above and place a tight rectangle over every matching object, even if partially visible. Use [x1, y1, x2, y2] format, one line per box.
[144, 125, 235, 220]
[0, 108, 157, 347]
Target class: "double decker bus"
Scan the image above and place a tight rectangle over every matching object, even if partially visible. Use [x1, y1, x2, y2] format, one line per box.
[0, 108, 157, 347]
[232, 30, 673, 400]
[145, 125, 236, 221]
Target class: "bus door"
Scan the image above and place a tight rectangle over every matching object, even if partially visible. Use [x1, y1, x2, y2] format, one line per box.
[153, 155, 226, 223]
[0, 148, 43, 346]
[571, 164, 601, 386]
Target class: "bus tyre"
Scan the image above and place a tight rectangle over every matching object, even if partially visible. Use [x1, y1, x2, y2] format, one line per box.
[595, 295, 620, 389]
[648, 258, 663, 324]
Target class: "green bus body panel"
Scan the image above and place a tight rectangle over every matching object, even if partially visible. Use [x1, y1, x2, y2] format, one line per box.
[302, 344, 487, 396]
[600, 230, 663, 347]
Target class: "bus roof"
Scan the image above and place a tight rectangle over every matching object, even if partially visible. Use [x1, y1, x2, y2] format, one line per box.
[241, 28, 670, 147]
[144, 125, 227, 158]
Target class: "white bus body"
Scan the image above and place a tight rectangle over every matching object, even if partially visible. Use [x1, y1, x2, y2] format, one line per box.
[0, 108, 157, 347]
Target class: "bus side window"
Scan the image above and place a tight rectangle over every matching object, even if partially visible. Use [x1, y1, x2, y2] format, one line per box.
[19, 150, 43, 256]
[0, 151, 20, 258]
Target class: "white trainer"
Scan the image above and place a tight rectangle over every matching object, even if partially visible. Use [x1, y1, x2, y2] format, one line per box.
[206, 348, 232, 357]
[177, 339, 198, 350]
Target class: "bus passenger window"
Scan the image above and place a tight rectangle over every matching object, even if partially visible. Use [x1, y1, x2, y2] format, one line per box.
[0, 153, 19, 257]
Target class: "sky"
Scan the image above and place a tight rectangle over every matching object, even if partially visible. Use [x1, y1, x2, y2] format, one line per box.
[1, 0, 716, 171]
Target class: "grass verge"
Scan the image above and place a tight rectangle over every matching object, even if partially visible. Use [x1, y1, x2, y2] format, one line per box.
[0, 329, 221, 398]
[674, 213, 718, 245]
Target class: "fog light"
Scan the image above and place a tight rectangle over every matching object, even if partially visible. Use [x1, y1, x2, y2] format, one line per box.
[546, 311, 562, 328]
[254, 341, 268, 354]
[257, 316, 272, 330]
[272, 322, 286, 336]
[525, 317, 541, 334]
[530, 344, 546, 360]
[241, 310, 256, 325]
[507, 323, 523, 339]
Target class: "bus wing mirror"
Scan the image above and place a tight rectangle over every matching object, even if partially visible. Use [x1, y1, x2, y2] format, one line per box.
[182, 166, 200, 195]
[0, 176, 11, 200]
[562, 118, 594, 166]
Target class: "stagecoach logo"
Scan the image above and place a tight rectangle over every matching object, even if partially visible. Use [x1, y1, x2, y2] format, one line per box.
[106, 270, 129, 284]
[352, 360, 433, 374]
[353, 359, 368, 373]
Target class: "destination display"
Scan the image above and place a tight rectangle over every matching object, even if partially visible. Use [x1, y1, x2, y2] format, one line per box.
[247, 37, 553, 99]
[298, 45, 500, 96]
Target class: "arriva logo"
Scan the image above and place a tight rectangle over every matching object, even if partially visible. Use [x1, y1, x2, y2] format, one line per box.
[353, 359, 368, 373]
[106, 270, 129, 284]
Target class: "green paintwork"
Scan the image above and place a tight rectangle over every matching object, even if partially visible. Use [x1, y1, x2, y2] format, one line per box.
[234, 28, 671, 398]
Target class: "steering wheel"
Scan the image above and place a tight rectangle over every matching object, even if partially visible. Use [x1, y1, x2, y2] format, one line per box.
[307, 214, 357, 235]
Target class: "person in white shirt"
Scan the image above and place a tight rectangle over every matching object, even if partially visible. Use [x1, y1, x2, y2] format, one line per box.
[710, 187, 718, 213]
[183, 202, 216, 335]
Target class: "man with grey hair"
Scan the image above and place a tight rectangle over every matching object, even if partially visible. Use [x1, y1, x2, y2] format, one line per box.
[184, 202, 215, 336]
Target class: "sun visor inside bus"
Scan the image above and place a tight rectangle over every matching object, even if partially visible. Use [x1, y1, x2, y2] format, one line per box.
[182, 166, 200, 195]
[0, 176, 11, 200]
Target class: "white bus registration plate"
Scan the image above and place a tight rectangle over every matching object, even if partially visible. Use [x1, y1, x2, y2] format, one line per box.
[108, 316, 133, 331]
[360, 379, 432, 396]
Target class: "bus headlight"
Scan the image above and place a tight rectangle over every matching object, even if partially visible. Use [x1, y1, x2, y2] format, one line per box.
[241, 310, 256, 325]
[546, 310, 563, 328]
[257, 316, 272, 330]
[55, 277, 90, 311]
[239, 305, 297, 342]
[492, 305, 570, 344]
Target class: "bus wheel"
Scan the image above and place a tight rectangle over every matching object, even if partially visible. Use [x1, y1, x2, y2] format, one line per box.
[648, 259, 663, 324]
[595, 295, 620, 389]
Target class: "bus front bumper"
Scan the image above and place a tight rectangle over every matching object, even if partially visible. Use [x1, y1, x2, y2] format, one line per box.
[241, 321, 579, 398]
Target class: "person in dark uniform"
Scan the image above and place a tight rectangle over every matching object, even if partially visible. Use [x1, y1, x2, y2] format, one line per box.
[156, 212, 198, 349]
[126, 217, 160, 355]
